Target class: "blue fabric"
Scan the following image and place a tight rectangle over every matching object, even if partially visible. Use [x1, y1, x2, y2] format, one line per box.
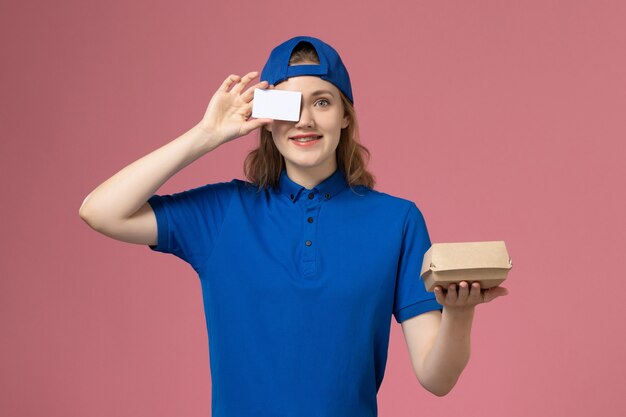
[147, 167, 442, 417]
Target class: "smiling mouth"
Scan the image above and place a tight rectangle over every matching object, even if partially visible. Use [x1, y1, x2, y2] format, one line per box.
[290, 135, 322, 142]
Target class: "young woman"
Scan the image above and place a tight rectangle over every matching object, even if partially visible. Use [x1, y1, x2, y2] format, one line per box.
[79, 36, 508, 416]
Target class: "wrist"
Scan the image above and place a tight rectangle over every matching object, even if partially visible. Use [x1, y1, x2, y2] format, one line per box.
[192, 122, 222, 153]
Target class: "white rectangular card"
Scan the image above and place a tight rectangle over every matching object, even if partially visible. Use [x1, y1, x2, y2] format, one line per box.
[251, 89, 302, 122]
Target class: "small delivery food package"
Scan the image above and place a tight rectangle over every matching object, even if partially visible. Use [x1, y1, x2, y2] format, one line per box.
[420, 241, 512, 292]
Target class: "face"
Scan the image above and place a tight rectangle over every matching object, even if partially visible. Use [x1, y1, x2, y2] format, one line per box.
[265, 75, 350, 180]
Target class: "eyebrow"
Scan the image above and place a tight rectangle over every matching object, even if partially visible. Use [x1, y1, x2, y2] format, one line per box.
[310, 90, 335, 97]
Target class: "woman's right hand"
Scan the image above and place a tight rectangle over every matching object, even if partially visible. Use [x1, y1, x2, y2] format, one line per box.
[197, 71, 274, 148]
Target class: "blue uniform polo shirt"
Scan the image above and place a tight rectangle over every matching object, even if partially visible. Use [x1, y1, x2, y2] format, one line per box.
[147, 167, 442, 417]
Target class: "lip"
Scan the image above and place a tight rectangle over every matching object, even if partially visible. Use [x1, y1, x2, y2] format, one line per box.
[289, 133, 323, 139]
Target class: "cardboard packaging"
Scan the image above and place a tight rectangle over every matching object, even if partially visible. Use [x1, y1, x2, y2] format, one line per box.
[420, 241, 512, 292]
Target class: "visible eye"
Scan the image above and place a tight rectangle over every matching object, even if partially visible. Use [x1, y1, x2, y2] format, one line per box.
[315, 98, 330, 107]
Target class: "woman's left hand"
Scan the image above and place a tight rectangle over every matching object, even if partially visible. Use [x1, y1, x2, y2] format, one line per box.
[434, 281, 509, 311]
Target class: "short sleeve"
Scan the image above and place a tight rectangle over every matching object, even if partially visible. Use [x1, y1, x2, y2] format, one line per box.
[393, 202, 443, 323]
[147, 180, 238, 274]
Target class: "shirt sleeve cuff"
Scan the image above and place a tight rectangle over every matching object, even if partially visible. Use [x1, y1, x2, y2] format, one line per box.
[394, 298, 443, 323]
[147, 195, 169, 253]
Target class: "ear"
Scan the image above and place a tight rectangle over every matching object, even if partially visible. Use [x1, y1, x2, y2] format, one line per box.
[341, 114, 349, 129]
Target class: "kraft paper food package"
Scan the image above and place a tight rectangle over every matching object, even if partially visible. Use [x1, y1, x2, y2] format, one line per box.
[420, 241, 513, 292]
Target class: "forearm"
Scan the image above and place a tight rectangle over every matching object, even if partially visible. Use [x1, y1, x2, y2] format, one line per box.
[79, 123, 218, 225]
[419, 307, 475, 396]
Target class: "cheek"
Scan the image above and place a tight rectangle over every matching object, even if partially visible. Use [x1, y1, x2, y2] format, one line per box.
[270, 123, 291, 138]
[270, 130, 286, 149]
[327, 112, 345, 131]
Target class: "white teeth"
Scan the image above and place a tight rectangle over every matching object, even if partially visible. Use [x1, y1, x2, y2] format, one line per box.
[292, 136, 320, 142]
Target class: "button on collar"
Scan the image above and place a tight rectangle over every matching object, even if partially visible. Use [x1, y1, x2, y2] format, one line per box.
[276, 168, 349, 203]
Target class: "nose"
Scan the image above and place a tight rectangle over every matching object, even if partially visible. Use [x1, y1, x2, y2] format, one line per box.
[294, 104, 314, 128]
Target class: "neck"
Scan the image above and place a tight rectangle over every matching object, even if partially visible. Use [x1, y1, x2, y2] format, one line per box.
[285, 160, 338, 190]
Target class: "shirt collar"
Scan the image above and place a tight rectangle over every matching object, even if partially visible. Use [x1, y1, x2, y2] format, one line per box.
[277, 167, 349, 203]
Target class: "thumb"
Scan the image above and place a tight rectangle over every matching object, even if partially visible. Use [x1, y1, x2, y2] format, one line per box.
[482, 286, 509, 303]
[243, 118, 273, 134]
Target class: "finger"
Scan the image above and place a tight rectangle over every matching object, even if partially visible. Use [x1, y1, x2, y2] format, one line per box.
[242, 107, 252, 120]
[231, 71, 259, 94]
[446, 283, 458, 304]
[241, 118, 274, 135]
[468, 282, 481, 304]
[218, 74, 242, 92]
[457, 281, 470, 303]
[434, 286, 445, 305]
[242, 80, 269, 103]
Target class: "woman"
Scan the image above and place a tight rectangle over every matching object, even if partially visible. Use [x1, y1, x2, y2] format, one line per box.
[79, 35, 508, 416]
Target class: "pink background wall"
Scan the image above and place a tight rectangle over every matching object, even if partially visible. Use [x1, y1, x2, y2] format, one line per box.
[2, 0, 625, 416]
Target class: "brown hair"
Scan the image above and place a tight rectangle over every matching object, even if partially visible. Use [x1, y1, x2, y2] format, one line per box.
[243, 41, 376, 192]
